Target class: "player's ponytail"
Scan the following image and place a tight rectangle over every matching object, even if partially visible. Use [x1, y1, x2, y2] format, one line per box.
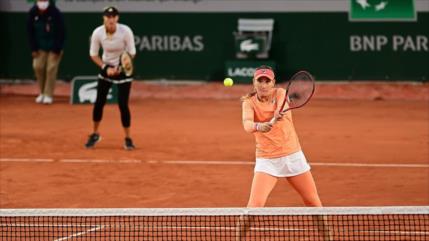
[240, 89, 257, 101]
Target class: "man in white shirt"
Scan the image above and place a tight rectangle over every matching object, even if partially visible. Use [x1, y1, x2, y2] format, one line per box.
[85, 6, 137, 150]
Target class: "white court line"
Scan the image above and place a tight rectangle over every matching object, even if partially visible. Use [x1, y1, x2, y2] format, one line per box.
[3, 223, 427, 235]
[118, 159, 143, 164]
[0, 158, 428, 168]
[53, 225, 104, 241]
[0, 223, 309, 231]
[311, 162, 429, 168]
[161, 160, 254, 165]
[62, 159, 113, 163]
[0, 223, 95, 227]
[0, 158, 53, 163]
[361, 230, 429, 235]
[160, 160, 429, 168]
[62, 159, 143, 164]
[3, 223, 428, 236]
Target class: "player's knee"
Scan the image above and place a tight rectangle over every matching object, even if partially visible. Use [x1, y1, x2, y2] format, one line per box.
[247, 199, 266, 208]
[33, 63, 45, 72]
[303, 196, 322, 207]
[46, 64, 57, 73]
[118, 103, 130, 114]
[95, 98, 107, 106]
[118, 102, 127, 109]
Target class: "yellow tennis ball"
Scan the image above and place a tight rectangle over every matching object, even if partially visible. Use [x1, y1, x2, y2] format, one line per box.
[224, 78, 234, 87]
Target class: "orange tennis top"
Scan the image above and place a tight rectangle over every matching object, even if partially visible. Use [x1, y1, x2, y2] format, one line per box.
[245, 88, 301, 158]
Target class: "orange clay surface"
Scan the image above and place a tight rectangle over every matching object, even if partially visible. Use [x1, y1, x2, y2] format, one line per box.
[0, 82, 428, 208]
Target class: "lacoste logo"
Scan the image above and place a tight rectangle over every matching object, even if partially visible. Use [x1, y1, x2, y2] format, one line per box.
[350, 0, 415, 21]
[79, 82, 97, 103]
[356, 0, 388, 11]
[240, 39, 259, 52]
[375, 1, 388, 11]
[356, 0, 371, 9]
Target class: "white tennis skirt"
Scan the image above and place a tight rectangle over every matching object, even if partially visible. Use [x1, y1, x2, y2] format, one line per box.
[254, 151, 311, 177]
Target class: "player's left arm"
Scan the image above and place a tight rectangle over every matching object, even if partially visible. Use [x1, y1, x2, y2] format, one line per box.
[124, 26, 136, 59]
[274, 88, 288, 121]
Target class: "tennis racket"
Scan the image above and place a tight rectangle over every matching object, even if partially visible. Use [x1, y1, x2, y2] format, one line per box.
[269, 71, 315, 124]
[118, 51, 134, 77]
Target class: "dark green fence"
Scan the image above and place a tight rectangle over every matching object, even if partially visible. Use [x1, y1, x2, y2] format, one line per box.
[1, 12, 428, 81]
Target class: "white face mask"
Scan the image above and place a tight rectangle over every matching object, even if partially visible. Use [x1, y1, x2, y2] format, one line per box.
[37, 1, 49, 10]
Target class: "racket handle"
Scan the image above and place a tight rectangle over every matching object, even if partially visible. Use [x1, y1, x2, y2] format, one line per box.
[269, 117, 277, 125]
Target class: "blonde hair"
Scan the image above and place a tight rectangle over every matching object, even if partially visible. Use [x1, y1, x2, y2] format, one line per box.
[240, 65, 274, 102]
[240, 89, 257, 102]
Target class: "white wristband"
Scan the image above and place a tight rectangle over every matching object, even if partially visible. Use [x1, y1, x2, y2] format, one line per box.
[254, 123, 260, 131]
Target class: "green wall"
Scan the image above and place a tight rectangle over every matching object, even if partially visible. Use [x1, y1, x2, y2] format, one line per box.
[1, 12, 428, 81]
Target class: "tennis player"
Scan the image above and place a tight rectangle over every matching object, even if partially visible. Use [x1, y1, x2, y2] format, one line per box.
[85, 6, 136, 150]
[241, 65, 322, 208]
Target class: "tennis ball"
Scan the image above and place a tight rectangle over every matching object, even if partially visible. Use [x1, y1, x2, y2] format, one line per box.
[224, 78, 234, 87]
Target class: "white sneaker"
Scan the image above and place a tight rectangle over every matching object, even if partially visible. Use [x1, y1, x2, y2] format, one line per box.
[35, 94, 44, 103]
[42, 96, 53, 104]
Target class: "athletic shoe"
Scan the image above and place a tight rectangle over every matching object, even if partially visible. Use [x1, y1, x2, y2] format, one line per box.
[124, 137, 135, 150]
[35, 94, 44, 103]
[85, 133, 101, 148]
[42, 96, 53, 104]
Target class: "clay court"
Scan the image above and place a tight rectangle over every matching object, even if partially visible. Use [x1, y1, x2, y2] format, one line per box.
[0, 82, 428, 208]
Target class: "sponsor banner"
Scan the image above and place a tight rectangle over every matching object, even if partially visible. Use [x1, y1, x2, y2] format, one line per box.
[70, 76, 118, 104]
[225, 60, 276, 84]
[1, 12, 428, 81]
[350, 0, 417, 21]
[3, 0, 426, 13]
[135, 35, 204, 52]
[0, 0, 410, 13]
[350, 35, 428, 52]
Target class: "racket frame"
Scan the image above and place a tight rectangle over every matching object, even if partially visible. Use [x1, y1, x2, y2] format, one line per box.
[269, 71, 315, 124]
[119, 51, 134, 77]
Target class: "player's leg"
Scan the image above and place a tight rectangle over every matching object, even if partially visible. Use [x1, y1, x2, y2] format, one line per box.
[247, 172, 278, 207]
[117, 81, 131, 131]
[287, 171, 333, 241]
[85, 79, 112, 148]
[93, 79, 112, 130]
[32, 50, 48, 103]
[117, 81, 135, 150]
[43, 51, 63, 104]
[236, 172, 278, 240]
[287, 170, 321, 207]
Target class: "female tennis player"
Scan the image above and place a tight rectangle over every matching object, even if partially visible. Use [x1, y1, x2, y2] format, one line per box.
[241, 65, 322, 208]
[85, 6, 136, 150]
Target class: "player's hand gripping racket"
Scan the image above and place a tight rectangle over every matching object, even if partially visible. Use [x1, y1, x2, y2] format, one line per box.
[118, 51, 134, 77]
[269, 71, 315, 125]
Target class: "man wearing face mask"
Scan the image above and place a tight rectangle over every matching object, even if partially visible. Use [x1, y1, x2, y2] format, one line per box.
[27, 0, 65, 104]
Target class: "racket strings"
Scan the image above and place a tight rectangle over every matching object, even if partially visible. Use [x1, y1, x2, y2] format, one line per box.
[120, 53, 133, 76]
[287, 73, 315, 108]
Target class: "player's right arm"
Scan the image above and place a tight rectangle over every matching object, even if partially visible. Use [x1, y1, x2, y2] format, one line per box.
[89, 28, 103, 68]
[90, 55, 104, 69]
[89, 27, 118, 76]
[242, 100, 256, 133]
[242, 100, 272, 133]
